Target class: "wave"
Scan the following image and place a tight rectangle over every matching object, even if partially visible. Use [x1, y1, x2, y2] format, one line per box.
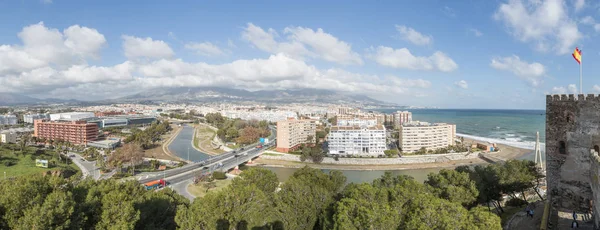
[457, 133, 544, 151]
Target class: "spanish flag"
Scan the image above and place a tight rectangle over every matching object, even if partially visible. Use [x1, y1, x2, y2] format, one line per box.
[573, 47, 582, 64]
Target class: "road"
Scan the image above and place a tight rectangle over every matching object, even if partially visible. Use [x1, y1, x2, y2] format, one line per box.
[66, 152, 101, 180]
[139, 126, 277, 199]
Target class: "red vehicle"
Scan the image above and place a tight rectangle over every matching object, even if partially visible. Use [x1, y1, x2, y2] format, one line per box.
[144, 179, 166, 190]
[256, 144, 263, 149]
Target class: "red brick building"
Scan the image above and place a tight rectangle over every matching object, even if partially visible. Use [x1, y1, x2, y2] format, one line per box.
[33, 120, 98, 144]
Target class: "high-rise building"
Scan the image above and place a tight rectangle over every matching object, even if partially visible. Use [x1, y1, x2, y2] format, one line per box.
[393, 111, 412, 128]
[23, 114, 50, 123]
[276, 118, 317, 153]
[399, 121, 456, 153]
[0, 115, 18, 125]
[336, 114, 378, 127]
[327, 125, 387, 156]
[33, 120, 98, 144]
[384, 114, 394, 127]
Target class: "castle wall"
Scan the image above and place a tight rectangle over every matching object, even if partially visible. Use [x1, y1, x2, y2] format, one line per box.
[546, 94, 599, 213]
[588, 149, 600, 228]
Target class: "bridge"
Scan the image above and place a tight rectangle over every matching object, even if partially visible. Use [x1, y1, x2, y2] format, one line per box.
[138, 127, 276, 186]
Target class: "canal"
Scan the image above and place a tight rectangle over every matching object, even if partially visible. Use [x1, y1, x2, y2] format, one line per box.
[168, 125, 211, 162]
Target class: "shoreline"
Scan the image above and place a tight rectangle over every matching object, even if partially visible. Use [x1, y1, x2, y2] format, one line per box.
[251, 135, 532, 171]
[190, 124, 224, 156]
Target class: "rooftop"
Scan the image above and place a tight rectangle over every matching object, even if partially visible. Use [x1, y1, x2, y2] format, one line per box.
[401, 121, 453, 127]
[331, 124, 385, 131]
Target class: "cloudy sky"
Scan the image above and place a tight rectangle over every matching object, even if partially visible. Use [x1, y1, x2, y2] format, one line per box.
[0, 0, 598, 109]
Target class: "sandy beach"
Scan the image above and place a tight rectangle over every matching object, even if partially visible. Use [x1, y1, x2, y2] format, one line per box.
[251, 136, 532, 170]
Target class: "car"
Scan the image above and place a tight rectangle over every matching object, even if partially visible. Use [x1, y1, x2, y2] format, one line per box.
[203, 166, 209, 170]
[69, 154, 75, 158]
[240, 147, 244, 150]
[232, 150, 236, 153]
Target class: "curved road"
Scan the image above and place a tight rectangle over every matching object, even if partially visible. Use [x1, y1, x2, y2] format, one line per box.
[140, 125, 276, 200]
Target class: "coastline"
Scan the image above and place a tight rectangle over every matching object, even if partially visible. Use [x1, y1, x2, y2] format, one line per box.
[250, 135, 532, 171]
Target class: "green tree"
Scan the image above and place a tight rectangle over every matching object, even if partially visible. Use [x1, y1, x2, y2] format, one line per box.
[425, 169, 479, 208]
[15, 190, 75, 230]
[231, 168, 279, 194]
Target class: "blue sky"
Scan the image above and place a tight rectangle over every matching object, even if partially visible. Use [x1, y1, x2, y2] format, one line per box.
[0, 0, 597, 109]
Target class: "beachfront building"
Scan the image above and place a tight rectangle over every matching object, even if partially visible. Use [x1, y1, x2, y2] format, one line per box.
[33, 120, 99, 144]
[399, 121, 456, 153]
[393, 111, 412, 128]
[0, 115, 18, 125]
[337, 114, 378, 127]
[50, 112, 95, 121]
[276, 118, 317, 153]
[24, 114, 50, 123]
[327, 125, 387, 156]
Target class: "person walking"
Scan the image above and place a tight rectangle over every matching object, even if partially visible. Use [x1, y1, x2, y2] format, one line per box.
[572, 220, 579, 228]
[573, 211, 578, 221]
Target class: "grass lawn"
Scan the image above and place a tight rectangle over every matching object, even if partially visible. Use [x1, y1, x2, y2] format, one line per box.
[0, 145, 80, 178]
[187, 179, 232, 197]
[194, 126, 225, 154]
[262, 152, 282, 156]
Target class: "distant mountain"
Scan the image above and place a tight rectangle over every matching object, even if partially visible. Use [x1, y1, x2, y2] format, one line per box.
[115, 87, 394, 106]
[0, 93, 81, 106]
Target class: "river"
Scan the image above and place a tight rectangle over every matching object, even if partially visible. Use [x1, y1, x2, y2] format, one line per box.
[168, 125, 211, 162]
[168, 124, 540, 184]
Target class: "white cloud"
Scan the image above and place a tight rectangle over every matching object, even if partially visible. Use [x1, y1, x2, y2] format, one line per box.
[242, 23, 362, 65]
[443, 6, 457, 17]
[122, 35, 174, 59]
[368, 46, 458, 72]
[575, 0, 585, 11]
[579, 16, 600, 31]
[227, 39, 236, 48]
[455, 80, 469, 89]
[469, 28, 483, 37]
[494, 0, 582, 54]
[551, 84, 578, 94]
[395, 25, 433, 45]
[593, 85, 600, 93]
[490, 55, 545, 86]
[0, 23, 429, 101]
[185, 42, 225, 56]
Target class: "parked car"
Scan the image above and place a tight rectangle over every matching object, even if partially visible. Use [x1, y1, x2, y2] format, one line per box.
[69, 154, 75, 158]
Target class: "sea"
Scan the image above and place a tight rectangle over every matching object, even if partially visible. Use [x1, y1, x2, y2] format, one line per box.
[374, 109, 546, 151]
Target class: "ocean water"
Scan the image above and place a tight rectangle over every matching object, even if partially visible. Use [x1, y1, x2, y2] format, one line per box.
[375, 109, 546, 150]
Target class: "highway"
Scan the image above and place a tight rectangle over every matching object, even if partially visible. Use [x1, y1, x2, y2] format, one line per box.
[139, 126, 276, 187]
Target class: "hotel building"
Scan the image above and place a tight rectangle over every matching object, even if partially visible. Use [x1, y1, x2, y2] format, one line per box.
[327, 125, 386, 156]
[393, 111, 412, 128]
[33, 120, 99, 144]
[399, 121, 456, 153]
[337, 114, 378, 127]
[276, 118, 317, 153]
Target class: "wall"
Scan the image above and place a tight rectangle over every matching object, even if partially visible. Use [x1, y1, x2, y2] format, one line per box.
[589, 149, 600, 228]
[259, 151, 479, 165]
[546, 94, 600, 224]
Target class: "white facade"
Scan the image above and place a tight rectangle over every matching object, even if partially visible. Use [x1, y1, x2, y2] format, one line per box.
[327, 125, 387, 156]
[0, 132, 17, 143]
[50, 112, 95, 121]
[0, 115, 17, 125]
[23, 114, 50, 123]
[337, 117, 377, 127]
[399, 121, 456, 153]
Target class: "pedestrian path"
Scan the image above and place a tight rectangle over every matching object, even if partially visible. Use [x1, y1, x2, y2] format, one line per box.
[506, 202, 543, 230]
[556, 211, 594, 229]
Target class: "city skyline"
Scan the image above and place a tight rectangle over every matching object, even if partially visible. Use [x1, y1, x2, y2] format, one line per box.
[0, 0, 598, 109]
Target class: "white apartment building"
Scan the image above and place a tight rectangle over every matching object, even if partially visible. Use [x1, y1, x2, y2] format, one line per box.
[327, 125, 386, 156]
[23, 114, 50, 123]
[276, 118, 317, 153]
[50, 112, 95, 121]
[399, 121, 456, 153]
[0, 115, 17, 125]
[337, 115, 378, 127]
[393, 111, 412, 128]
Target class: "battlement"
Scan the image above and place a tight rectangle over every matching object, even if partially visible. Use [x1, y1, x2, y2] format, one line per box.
[546, 94, 600, 102]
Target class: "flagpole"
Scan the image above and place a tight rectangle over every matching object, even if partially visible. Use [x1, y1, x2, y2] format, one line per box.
[580, 56, 583, 94]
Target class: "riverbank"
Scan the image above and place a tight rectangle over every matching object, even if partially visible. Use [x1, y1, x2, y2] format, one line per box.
[144, 124, 185, 162]
[251, 135, 531, 170]
[191, 124, 225, 156]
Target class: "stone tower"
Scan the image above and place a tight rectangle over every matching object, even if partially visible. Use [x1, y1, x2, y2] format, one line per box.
[546, 94, 600, 227]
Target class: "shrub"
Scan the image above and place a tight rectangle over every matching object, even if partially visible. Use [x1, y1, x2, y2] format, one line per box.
[212, 171, 227, 180]
[506, 198, 528, 207]
[3, 160, 16, 167]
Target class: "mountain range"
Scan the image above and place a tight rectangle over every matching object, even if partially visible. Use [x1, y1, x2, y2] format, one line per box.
[0, 87, 396, 107]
